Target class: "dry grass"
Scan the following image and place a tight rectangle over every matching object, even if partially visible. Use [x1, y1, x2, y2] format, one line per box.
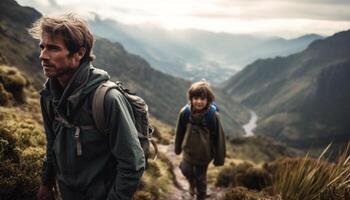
[271, 143, 350, 200]
[149, 117, 174, 145]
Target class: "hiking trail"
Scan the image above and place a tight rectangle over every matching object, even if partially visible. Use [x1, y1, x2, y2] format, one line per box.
[158, 142, 226, 200]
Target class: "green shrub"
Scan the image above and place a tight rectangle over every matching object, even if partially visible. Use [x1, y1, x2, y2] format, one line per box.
[0, 158, 42, 200]
[238, 167, 271, 190]
[0, 65, 28, 103]
[216, 162, 271, 190]
[0, 123, 20, 162]
[0, 107, 45, 200]
[216, 163, 238, 187]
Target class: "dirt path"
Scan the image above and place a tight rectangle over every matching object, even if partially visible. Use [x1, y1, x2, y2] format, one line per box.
[158, 142, 226, 200]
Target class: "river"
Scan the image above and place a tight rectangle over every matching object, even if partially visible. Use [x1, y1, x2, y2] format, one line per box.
[243, 110, 258, 137]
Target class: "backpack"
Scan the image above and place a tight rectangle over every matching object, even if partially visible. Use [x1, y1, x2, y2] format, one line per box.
[92, 80, 158, 165]
[183, 102, 218, 130]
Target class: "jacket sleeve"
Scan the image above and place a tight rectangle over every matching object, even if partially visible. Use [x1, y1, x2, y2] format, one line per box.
[40, 96, 57, 186]
[212, 112, 226, 166]
[104, 90, 145, 200]
[175, 108, 186, 155]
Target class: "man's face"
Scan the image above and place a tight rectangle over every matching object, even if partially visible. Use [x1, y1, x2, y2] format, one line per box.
[39, 33, 79, 78]
[191, 96, 208, 111]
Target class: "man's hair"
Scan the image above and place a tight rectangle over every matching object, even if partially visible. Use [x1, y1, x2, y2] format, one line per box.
[187, 81, 215, 104]
[29, 14, 95, 63]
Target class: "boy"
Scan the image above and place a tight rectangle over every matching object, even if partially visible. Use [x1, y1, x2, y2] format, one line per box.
[175, 81, 226, 200]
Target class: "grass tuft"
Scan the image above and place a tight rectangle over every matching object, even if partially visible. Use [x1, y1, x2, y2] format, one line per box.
[271, 143, 350, 200]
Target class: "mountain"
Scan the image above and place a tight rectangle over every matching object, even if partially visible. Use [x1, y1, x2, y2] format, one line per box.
[92, 38, 249, 135]
[223, 29, 350, 148]
[89, 15, 322, 85]
[0, 0, 249, 136]
[238, 34, 323, 67]
[172, 30, 323, 69]
[0, 0, 43, 88]
[89, 17, 213, 82]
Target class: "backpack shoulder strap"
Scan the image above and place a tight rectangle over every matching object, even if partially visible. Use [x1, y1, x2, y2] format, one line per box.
[205, 104, 218, 130]
[92, 81, 116, 133]
[183, 104, 191, 123]
[183, 104, 217, 126]
[206, 104, 217, 123]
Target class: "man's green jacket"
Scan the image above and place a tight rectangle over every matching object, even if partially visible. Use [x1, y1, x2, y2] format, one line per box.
[40, 62, 145, 200]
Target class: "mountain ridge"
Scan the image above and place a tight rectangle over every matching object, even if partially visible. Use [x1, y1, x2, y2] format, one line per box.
[89, 15, 323, 85]
[224, 29, 350, 148]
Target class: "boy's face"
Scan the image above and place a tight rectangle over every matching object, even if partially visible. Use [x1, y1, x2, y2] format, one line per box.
[191, 96, 208, 111]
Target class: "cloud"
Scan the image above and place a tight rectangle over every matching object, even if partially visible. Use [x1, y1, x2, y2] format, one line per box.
[15, 0, 350, 38]
[217, 0, 350, 6]
[195, 0, 350, 21]
[17, 0, 61, 14]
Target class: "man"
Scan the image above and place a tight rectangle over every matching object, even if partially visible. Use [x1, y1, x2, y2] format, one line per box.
[29, 14, 145, 200]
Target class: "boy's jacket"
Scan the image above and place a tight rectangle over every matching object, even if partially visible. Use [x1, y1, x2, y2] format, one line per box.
[175, 105, 226, 166]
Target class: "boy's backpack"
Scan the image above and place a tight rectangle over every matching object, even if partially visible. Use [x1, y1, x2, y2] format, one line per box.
[92, 81, 158, 164]
[183, 103, 218, 130]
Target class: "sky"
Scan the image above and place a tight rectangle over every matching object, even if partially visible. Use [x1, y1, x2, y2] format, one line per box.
[17, 0, 350, 38]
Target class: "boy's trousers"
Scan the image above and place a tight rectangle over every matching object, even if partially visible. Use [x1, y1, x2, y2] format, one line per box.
[179, 159, 209, 199]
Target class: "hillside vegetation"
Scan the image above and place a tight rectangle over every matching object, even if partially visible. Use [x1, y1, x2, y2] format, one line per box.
[0, 64, 45, 200]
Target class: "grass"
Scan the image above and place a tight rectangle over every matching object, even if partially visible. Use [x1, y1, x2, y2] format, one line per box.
[149, 117, 174, 145]
[137, 152, 177, 200]
[228, 136, 301, 164]
[271, 143, 350, 200]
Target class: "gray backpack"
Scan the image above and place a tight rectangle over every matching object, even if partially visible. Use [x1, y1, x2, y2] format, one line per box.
[92, 81, 158, 164]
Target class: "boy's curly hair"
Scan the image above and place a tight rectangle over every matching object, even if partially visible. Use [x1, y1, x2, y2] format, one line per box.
[187, 81, 215, 104]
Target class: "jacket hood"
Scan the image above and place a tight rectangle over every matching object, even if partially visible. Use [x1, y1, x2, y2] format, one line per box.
[41, 62, 109, 120]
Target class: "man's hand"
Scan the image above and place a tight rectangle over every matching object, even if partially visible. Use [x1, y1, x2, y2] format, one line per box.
[37, 185, 54, 200]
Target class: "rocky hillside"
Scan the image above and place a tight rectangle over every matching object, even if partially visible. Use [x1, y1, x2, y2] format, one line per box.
[224, 29, 350, 148]
[0, 0, 43, 88]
